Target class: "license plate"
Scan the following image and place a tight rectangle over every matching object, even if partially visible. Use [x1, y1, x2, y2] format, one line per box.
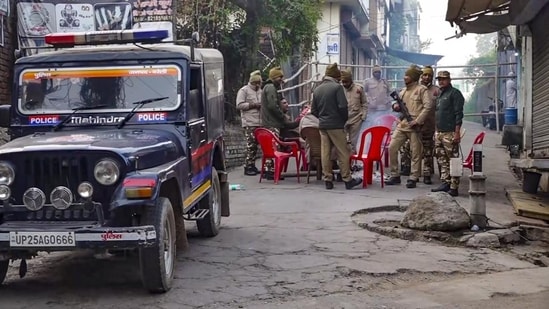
[9, 231, 76, 247]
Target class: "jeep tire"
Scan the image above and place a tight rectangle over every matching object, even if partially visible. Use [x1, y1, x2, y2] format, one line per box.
[0, 259, 8, 285]
[197, 167, 222, 237]
[139, 197, 176, 293]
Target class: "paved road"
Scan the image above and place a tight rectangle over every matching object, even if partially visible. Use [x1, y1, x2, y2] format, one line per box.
[1, 123, 548, 308]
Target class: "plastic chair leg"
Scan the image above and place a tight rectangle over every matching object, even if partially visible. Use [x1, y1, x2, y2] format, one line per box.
[316, 159, 322, 181]
[367, 161, 374, 185]
[301, 151, 308, 171]
[274, 158, 283, 184]
[379, 161, 385, 188]
[295, 156, 301, 183]
[259, 157, 266, 183]
[362, 161, 368, 189]
[384, 150, 389, 167]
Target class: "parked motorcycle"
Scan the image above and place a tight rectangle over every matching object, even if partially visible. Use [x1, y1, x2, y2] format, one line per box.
[481, 97, 504, 130]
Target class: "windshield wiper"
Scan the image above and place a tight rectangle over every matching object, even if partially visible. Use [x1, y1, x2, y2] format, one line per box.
[52, 105, 108, 131]
[116, 97, 169, 129]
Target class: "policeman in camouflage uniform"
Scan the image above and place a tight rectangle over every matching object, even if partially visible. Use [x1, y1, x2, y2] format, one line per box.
[385, 65, 433, 189]
[431, 71, 464, 196]
[399, 66, 439, 183]
[341, 68, 368, 152]
[236, 70, 263, 176]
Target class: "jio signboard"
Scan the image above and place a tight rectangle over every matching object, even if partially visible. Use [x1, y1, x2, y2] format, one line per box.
[326, 33, 339, 55]
[16, 0, 174, 52]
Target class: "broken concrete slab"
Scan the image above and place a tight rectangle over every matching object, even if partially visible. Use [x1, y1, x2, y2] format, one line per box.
[466, 232, 501, 248]
[401, 192, 471, 231]
[487, 228, 522, 244]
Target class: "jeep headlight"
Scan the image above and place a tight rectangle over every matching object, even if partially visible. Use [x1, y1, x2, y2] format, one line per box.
[94, 159, 120, 185]
[0, 162, 15, 185]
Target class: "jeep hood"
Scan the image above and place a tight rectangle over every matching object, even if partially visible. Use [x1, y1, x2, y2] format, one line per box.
[0, 129, 182, 163]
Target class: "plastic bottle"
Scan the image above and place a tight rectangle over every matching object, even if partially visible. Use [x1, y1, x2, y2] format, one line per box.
[229, 184, 245, 191]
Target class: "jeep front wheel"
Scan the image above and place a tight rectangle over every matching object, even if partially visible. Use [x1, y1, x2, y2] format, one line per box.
[139, 197, 176, 293]
[0, 259, 8, 285]
[197, 167, 222, 237]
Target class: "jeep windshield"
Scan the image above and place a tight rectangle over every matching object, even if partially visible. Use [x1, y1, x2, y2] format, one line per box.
[18, 65, 181, 115]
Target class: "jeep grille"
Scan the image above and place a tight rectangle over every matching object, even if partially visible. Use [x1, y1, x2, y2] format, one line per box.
[2, 151, 124, 221]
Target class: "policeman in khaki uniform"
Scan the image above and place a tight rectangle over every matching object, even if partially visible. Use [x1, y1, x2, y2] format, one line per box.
[236, 70, 263, 176]
[399, 66, 439, 184]
[340, 68, 368, 152]
[431, 71, 464, 196]
[385, 65, 433, 188]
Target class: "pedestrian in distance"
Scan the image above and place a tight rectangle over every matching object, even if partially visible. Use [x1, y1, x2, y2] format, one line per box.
[236, 70, 263, 176]
[311, 63, 362, 190]
[385, 65, 433, 189]
[362, 65, 392, 129]
[431, 71, 465, 197]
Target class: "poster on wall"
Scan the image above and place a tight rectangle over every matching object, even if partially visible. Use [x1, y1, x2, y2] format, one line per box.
[326, 33, 340, 55]
[16, 0, 174, 52]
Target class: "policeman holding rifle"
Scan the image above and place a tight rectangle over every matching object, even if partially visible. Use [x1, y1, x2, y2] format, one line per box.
[385, 65, 433, 188]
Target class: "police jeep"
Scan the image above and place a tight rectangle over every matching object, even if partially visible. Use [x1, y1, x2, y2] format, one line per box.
[0, 29, 230, 293]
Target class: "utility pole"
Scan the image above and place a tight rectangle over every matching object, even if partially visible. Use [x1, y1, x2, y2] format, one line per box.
[469, 144, 488, 229]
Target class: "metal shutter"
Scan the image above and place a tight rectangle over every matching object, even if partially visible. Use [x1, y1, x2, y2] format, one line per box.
[531, 5, 549, 157]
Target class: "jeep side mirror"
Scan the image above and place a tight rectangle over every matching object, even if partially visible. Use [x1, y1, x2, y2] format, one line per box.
[0, 105, 11, 128]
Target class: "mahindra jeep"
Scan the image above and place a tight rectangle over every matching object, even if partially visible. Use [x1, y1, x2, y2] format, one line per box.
[0, 30, 230, 293]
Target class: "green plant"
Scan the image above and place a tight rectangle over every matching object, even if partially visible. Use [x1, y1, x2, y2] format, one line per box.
[177, 0, 322, 122]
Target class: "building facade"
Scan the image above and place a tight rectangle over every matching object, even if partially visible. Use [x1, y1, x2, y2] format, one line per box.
[311, 0, 390, 82]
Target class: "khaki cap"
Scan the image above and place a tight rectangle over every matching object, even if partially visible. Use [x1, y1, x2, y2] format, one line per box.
[436, 71, 451, 79]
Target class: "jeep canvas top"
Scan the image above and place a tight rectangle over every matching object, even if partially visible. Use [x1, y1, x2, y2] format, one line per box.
[0, 29, 230, 293]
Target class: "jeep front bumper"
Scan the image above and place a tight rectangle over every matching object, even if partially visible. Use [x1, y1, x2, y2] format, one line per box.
[0, 221, 157, 251]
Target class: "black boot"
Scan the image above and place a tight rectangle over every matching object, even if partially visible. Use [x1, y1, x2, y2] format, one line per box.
[400, 166, 411, 176]
[251, 165, 260, 174]
[384, 177, 401, 185]
[345, 178, 362, 190]
[325, 181, 334, 190]
[406, 179, 417, 188]
[264, 171, 284, 180]
[448, 188, 459, 197]
[423, 176, 432, 185]
[244, 165, 258, 176]
[431, 183, 450, 192]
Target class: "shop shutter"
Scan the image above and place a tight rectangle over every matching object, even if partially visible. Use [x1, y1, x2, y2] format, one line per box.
[531, 5, 549, 157]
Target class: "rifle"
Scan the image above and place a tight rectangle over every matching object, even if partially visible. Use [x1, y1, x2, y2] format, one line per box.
[389, 91, 413, 123]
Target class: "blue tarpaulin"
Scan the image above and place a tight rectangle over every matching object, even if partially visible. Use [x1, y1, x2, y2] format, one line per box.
[386, 47, 444, 66]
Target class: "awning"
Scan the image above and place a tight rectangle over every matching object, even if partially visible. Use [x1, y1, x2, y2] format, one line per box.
[385, 47, 444, 66]
[446, 0, 549, 34]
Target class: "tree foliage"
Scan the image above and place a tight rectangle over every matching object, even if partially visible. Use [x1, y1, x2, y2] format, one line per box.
[463, 33, 497, 116]
[176, 0, 322, 122]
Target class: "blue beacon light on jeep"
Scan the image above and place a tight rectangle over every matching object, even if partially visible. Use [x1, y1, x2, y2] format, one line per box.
[44, 29, 170, 47]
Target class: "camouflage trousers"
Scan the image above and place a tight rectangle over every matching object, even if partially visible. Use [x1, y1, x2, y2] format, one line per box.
[263, 127, 281, 172]
[244, 126, 260, 167]
[400, 131, 435, 176]
[435, 131, 461, 189]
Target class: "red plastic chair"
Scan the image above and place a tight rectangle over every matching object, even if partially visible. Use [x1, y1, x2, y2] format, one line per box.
[373, 114, 400, 130]
[350, 126, 391, 188]
[463, 131, 486, 172]
[254, 128, 301, 184]
[283, 136, 308, 171]
[373, 114, 399, 167]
